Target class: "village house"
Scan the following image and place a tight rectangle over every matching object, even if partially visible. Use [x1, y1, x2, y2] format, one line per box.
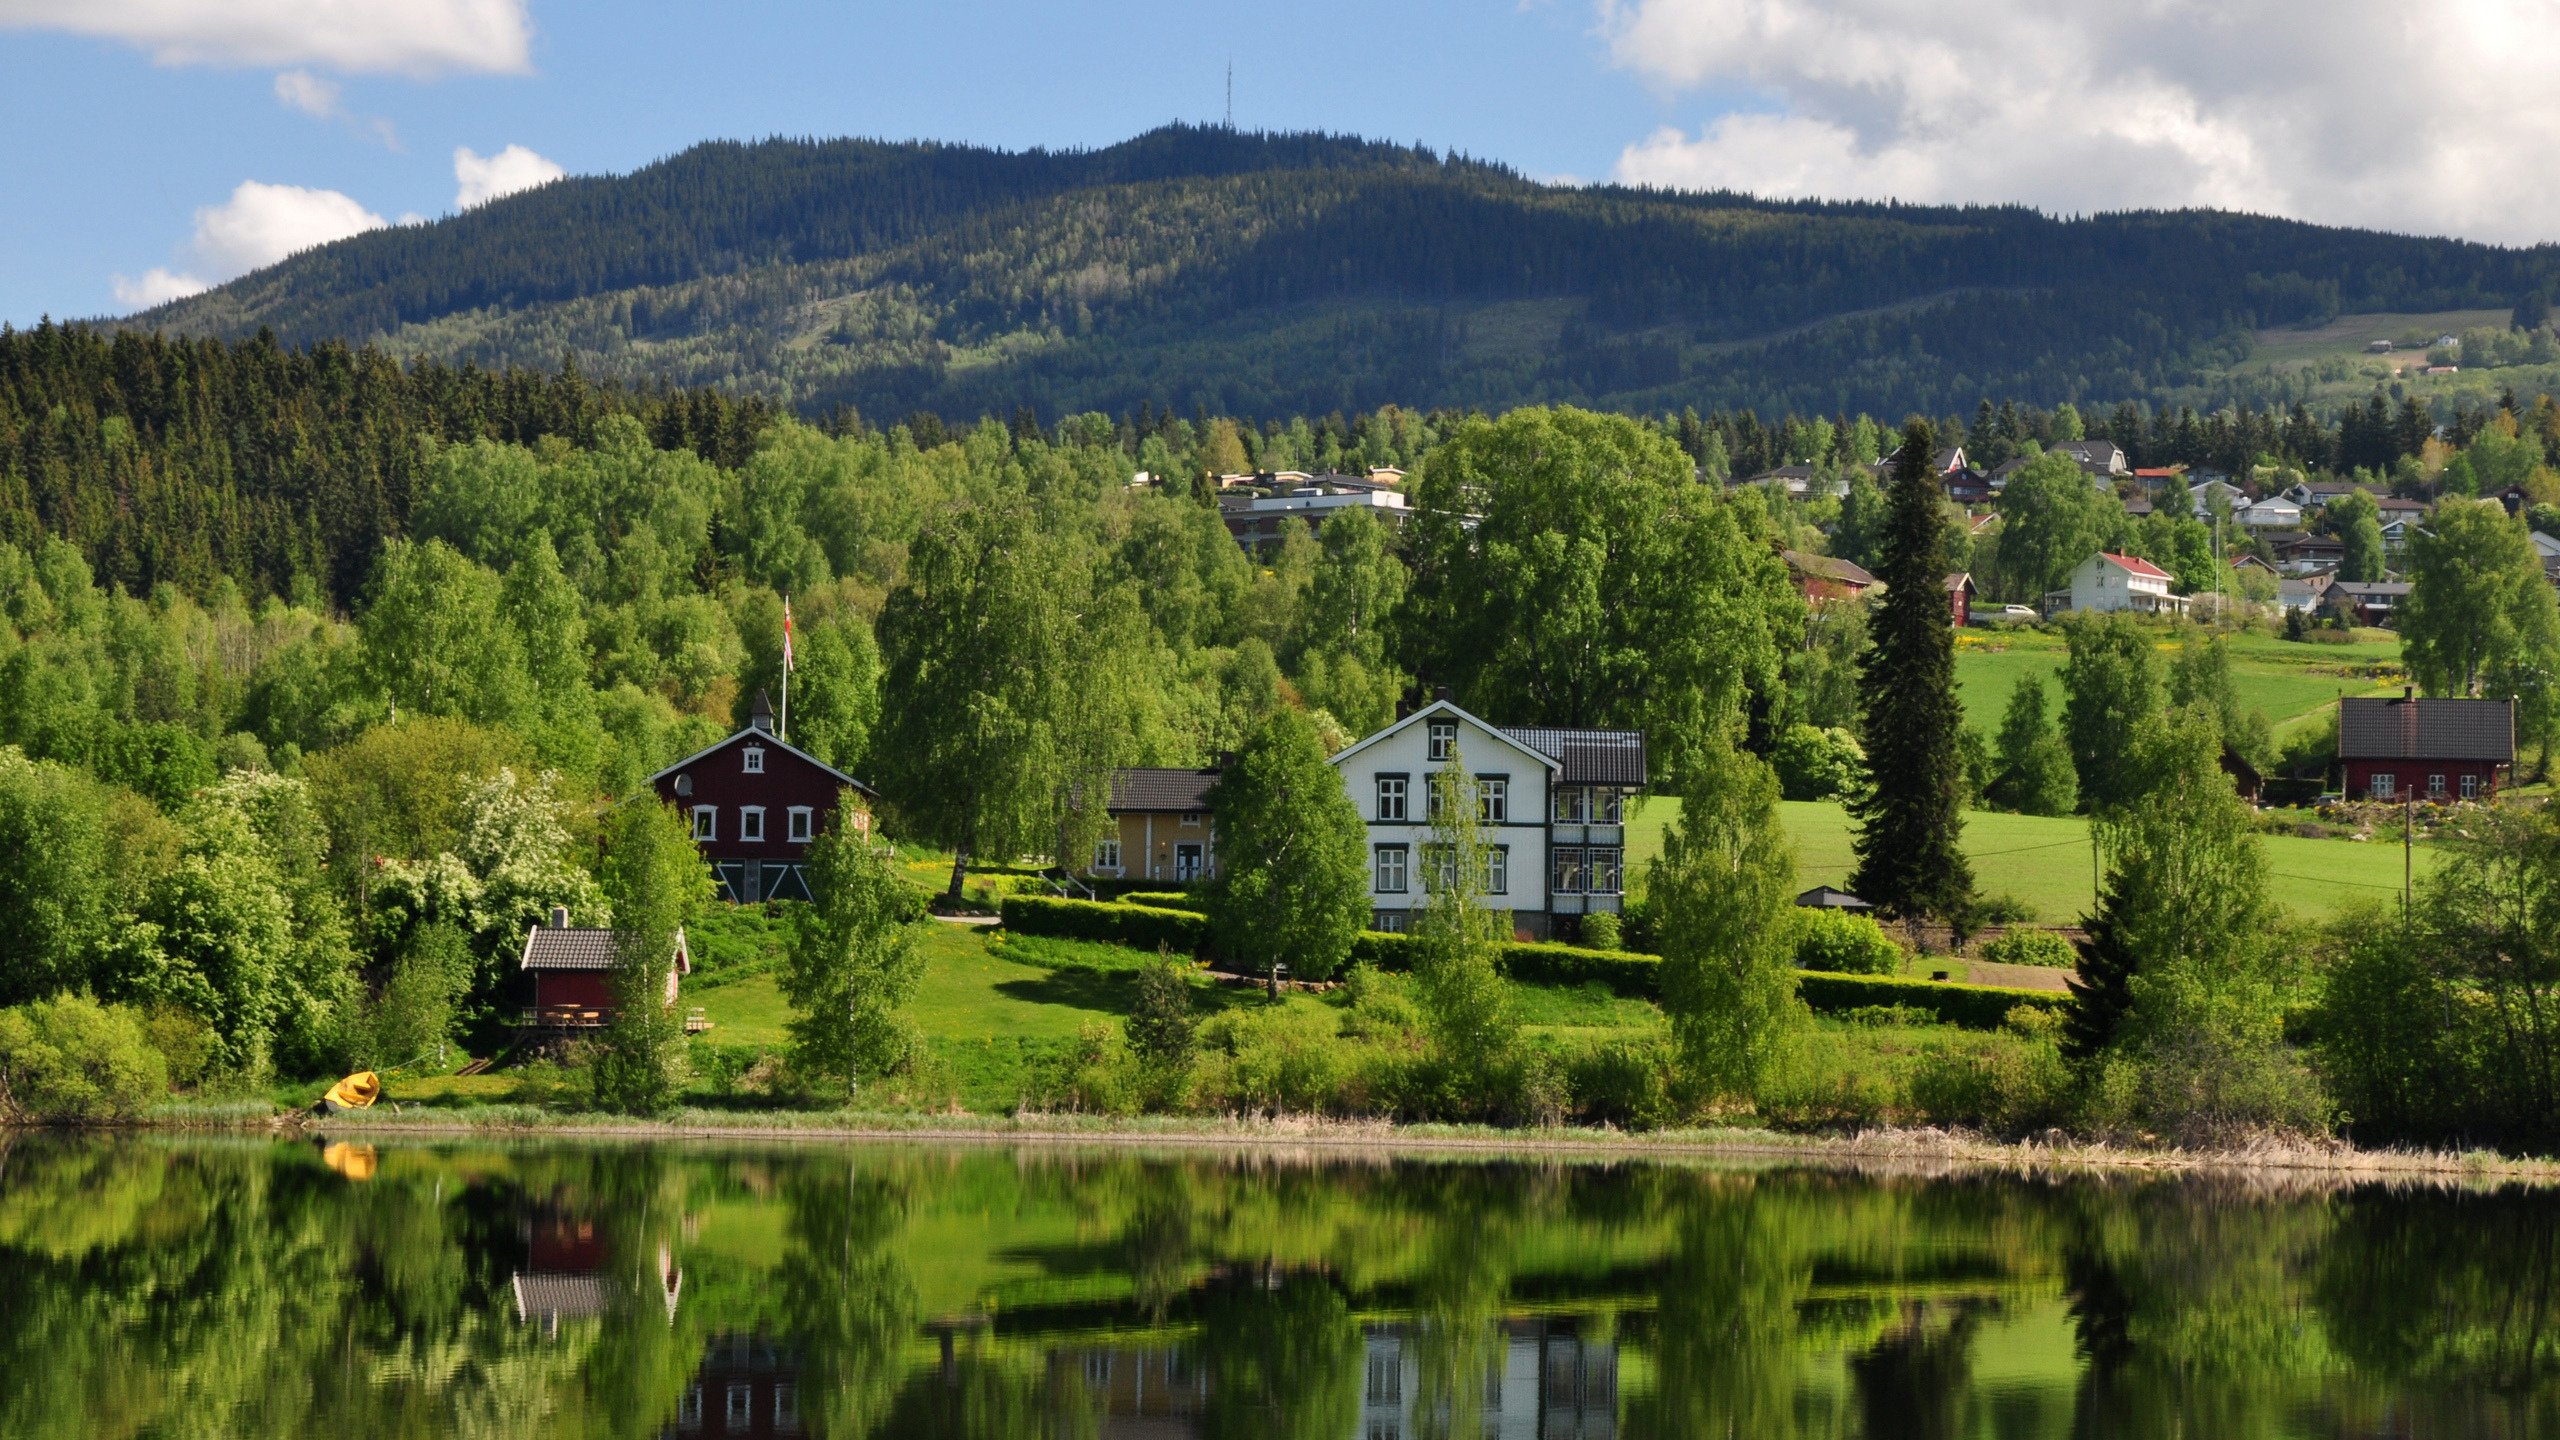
[2239, 496, 2304, 530]
[2268, 531, 2346, 574]
[1329, 698, 1645, 941]
[2188, 477, 2252, 518]
[1944, 572, 1976, 627]
[2329, 581, 2411, 627]
[1092, 766, 1221, 883]
[1781, 549, 1875, 602]
[2048, 551, 2189, 617]
[648, 692, 875, 904]
[1744, 462, 1845, 498]
[1216, 475, 1410, 551]
[2052, 440, 2128, 478]
[2278, 570, 2335, 614]
[516, 907, 705, 1033]
[2338, 692, 2515, 801]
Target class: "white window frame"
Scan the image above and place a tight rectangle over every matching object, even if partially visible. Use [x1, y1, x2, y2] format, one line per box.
[1588, 846, 1623, 896]
[1427, 720, 1457, 762]
[1180, 811, 1204, 829]
[679, 1383, 704, 1430]
[774, 1382, 799, 1432]
[1596, 789, 1623, 824]
[726, 1383, 752, 1427]
[1553, 786, 1588, 823]
[690, 805, 717, 841]
[2428, 772, 2447, 798]
[1376, 774, 1408, 822]
[739, 806, 766, 843]
[2370, 772, 2396, 799]
[1373, 909, 1408, 934]
[742, 746, 765, 774]
[1552, 846, 1586, 895]
[1479, 776, 1508, 824]
[2462, 773, 2481, 800]
[787, 805, 814, 843]
[1093, 837, 1123, 873]
[1485, 845, 1508, 896]
[1375, 844, 1409, 895]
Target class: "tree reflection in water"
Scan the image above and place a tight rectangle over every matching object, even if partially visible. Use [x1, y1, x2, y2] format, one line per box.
[3, 1133, 2559, 1437]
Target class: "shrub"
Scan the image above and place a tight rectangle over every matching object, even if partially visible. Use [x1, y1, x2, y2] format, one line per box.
[1023, 1024, 1140, 1115]
[1578, 911, 1623, 951]
[0, 995, 170, 1122]
[1565, 1039, 1679, 1129]
[1193, 1006, 1350, 1115]
[1126, 949, 1200, 1098]
[1794, 909, 1903, 975]
[1772, 724, 1868, 801]
[1907, 1032, 2072, 1135]
[1000, 896, 1212, 955]
[1121, 891, 1208, 913]
[1976, 929, 2078, 969]
[1335, 965, 1426, 1044]
[1970, 892, 2038, 925]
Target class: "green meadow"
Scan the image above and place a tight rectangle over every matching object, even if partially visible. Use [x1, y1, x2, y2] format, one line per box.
[1950, 626, 2406, 738]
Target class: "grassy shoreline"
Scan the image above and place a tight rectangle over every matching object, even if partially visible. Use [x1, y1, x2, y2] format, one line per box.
[76, 1101, 2560, 1186]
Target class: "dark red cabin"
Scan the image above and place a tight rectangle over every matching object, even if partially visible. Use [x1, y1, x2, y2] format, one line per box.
[648, 692, 877, 903]
[2338, 693, 2514, 802]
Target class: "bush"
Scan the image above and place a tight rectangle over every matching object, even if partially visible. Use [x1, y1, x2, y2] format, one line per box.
[1023, 1023, 1141, 1115]
[1976, 929, 2078, 969]
[1564, 1039, 1679, 1129]
[1577, 911, 1623, 950]
[1121, 890, 1208, 913]
[1126, 950, 1199, 1103]
[1794, 909, 1904, 975]
[1772, 724, 1868, 801]
[0, 995, 170, 1122]
[1970, 892, 2038, 925]
[1193, 1006, 1351, 1115]
[1907, 1032, 2072, 1135]
[1000, 896, 1212, 955]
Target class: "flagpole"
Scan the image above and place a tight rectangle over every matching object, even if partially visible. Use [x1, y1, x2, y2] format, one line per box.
[780, 596, 792, 742]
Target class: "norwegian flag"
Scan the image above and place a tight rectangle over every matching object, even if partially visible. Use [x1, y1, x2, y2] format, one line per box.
[782, 597, 794, 671]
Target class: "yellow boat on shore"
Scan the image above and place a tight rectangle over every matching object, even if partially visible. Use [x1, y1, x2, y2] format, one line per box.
[320, 1072, 381, 1112]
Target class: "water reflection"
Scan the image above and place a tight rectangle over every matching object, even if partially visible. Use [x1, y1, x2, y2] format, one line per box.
[0, 1133, 2555, 1438]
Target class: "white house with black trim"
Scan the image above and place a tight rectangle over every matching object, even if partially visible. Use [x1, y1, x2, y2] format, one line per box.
[1326, 698, 1645, 941]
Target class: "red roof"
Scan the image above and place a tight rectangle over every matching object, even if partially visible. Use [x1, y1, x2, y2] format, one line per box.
[2099, 552, 2172, 580]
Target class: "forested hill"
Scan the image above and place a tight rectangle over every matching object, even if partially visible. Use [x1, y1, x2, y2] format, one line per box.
[122, 125, 2560, 420]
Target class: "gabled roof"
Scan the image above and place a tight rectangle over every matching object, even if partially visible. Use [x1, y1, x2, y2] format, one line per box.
[1795, 884, 1873, 910]
[2094, 552, 2172, 580]
[1943, 572, 1975, 593]
[521, 924, 691, 973]
[643, 724, 876, 797]
[1108, 767, 1221, 813]
[1328, 698, 1561, 775]
[1498, 726, 1648, 787]
[1781, 549, 1875, 587]
[2338, 696, 2515, 763]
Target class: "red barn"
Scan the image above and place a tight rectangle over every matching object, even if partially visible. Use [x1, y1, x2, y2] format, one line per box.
[2338, 693, 2514, 802]
[647, 692, 876, 903]
[1944, 572, 1976, 627]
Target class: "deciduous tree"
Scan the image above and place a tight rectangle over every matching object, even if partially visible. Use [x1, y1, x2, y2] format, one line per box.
[1650, 731, 1801, 1104]
[782, 802, 928, 1098]
[1209, 710, 1371, 994]
[591, 800, 707, 1115]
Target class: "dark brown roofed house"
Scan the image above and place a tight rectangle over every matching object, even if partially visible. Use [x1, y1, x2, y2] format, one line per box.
[2338, 693, 2515, 802]
[1093, 766, 1224, 882]
[1781, 549, 1876, 603]
[518, 906, 702, 1032]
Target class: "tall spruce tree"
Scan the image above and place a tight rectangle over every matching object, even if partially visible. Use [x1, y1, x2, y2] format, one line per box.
[1849, 421, 1975, 918]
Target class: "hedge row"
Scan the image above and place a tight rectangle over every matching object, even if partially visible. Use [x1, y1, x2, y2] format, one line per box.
[1120, 891, 1208, 913]
[1000, 896, 1210, 954]
[1796, 971, 2070, 1029]
[1001, 897, 2067, 1030]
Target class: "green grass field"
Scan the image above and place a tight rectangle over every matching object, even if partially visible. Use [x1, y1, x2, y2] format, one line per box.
[1952, 626, 2405, 738]
[1624, 798, 2432, 923]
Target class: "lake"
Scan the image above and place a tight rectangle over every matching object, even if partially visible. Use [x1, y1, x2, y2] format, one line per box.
[0, 1133, 2550, 1438]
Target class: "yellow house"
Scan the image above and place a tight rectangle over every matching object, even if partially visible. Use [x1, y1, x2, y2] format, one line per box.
[1089, 767, 1220, 884]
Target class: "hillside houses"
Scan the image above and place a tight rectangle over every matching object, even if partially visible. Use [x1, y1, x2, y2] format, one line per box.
[2047, 552, 2189, 617]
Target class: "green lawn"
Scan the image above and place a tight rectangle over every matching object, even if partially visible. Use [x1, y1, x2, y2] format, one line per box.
[1626, 798, 2432, 923]
[1952, 626, 2405, 738]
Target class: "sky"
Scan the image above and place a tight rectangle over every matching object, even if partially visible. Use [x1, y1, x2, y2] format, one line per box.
[3, 0, 2557, 327]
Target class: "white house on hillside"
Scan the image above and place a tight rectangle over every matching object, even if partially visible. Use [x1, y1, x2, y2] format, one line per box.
[1327, 698, 1646, 941]
[2049, 551, 2189, 617]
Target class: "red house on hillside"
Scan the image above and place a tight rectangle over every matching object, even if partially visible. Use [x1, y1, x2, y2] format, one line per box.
[647, 692, 876, 903]
[2338, 693, 2515, 801]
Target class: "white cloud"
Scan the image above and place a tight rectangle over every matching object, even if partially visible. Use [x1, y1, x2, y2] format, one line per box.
[271, 67, 338, 117]
[1598, 0, 2560, 245]
[0, 0, 532, 76]
[111, 267, 210, 309]
[454, 143, 564, 208]
[189, 180, 387, 276]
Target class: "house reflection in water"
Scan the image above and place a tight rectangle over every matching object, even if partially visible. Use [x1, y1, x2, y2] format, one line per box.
[673, 1332, 802, 1437]
[1051, 1319, 1614, 1439]
[509, 1210, 683, 1339]
[1357, 1321, 1616, 1440]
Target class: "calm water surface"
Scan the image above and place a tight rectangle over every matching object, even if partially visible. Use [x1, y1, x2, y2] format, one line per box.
[1, 1133, 2554, 1438]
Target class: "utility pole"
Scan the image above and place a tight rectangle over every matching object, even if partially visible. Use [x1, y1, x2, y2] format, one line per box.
[2403, 789, 2414, 918]
[1225, 60, 1234, 129]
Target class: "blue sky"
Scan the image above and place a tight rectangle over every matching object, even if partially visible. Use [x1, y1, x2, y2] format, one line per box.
[4, 0, 2553, 326]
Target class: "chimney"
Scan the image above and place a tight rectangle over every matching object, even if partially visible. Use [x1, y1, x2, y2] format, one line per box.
[1433, 684, 1453, 705]
[550, 906, 569, 929]
[749, 689, 775, 733]
[1212, 751, 1236, 771]
[2403, 685, 2415, 701]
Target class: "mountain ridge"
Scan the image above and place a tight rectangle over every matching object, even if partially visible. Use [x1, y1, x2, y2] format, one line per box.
[121, 124, 2560, 420]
